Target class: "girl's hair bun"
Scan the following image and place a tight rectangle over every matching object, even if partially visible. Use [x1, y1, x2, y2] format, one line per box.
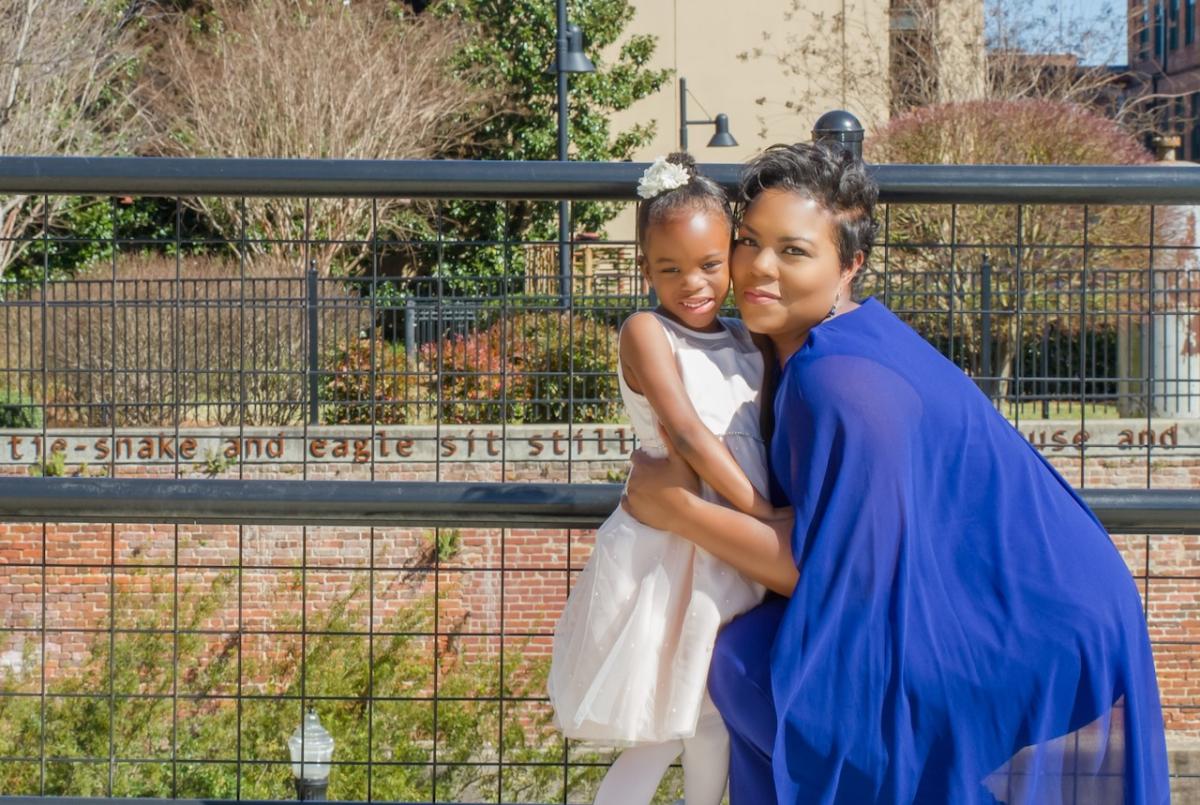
[635, 151, 733, 247]
[665, 151, 697, 176]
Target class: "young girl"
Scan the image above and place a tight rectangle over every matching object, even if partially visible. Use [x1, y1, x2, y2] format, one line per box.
[548, 153, 782, 805]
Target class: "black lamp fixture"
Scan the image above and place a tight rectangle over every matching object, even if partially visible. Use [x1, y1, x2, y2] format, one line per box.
[707, 114, 737, 147]
[288, 709, 334, 801]
[678, 78, 738, 151]
[545, 22, 595, 75]
[545, 3, 596, 308]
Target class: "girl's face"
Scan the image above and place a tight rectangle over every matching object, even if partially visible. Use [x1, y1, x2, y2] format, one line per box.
[641, 209, 732, 332]
[732, 188, 861, 361]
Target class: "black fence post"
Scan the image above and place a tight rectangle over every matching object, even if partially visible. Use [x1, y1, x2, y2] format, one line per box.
[981, 253, 994, 400]
[1041, 324, 1051, 418]
[307, 261, 320, 425]
[404, 296, 416, 362]
[812, 110, 864, 161]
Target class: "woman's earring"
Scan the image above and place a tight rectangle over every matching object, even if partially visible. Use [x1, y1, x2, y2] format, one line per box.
[824, 289, 841, 321]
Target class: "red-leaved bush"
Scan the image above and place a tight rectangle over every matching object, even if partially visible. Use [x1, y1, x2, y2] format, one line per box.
[421, 311, 620, 424]
[865, 99, 1163, 392]
[867, 99, 1152, 167]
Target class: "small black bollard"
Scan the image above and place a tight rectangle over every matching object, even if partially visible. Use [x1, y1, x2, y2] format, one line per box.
[812, 110, 864, 162]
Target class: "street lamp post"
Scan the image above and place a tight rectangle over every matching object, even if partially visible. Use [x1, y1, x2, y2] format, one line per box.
[548, 0, 595, 308]
[678, 78, 738, 151]
[677, 78, 738, 151]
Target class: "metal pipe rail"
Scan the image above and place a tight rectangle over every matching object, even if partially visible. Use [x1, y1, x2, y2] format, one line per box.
[0, 801, 444, 805]
[1, 156, 1200, 204]
[0, 800, 409, 805]
[0, 477, 1195, 533]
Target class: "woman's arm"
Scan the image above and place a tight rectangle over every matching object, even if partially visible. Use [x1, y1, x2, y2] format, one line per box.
[621, 312, 777, 519]
[624, 446, 798, 596]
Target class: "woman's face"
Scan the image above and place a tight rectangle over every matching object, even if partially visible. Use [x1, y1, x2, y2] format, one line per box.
[732, 188, 860, 362]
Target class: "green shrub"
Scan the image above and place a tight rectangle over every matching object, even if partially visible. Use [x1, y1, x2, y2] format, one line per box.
[0, 568, 605, 802]
[0, 388, 41, 429]
[508, 311, 622, 424]
[29, 450, 67, 478]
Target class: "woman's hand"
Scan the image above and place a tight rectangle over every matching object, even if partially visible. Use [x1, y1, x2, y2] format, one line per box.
[623, 446, 702, 531]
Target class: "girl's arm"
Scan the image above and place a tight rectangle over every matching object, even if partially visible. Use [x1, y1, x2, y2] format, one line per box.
[620, 312, 777, 519]
[623, 447, 797, 596]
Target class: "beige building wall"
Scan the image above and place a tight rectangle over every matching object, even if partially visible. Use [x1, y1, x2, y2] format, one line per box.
[929, 0, 987, 104]
[604, 0, 892, 241]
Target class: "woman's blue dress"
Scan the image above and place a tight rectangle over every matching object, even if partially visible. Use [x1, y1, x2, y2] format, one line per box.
[710, 297, 1168, 804]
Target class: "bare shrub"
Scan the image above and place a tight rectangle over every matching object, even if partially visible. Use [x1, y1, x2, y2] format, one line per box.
[138, 0, 492, 274]
[0, 0, 142, 278]
[740, 0, 1148, 135]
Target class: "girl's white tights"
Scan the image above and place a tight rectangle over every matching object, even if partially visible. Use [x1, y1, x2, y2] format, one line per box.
[591, 717, 730, 805]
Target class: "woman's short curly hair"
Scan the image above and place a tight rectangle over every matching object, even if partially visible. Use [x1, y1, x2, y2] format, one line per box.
[737, 142, 879, 272]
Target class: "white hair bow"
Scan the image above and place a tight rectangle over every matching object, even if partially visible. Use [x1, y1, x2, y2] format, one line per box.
[636, 157, 690, 199]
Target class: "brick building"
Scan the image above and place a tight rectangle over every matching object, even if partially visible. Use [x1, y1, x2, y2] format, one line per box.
[1130, 0, 1200, 158]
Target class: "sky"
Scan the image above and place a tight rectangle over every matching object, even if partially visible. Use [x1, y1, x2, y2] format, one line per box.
[988, 0, 1128, 66]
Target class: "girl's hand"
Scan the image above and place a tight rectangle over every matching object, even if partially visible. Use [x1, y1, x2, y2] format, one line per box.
[624, 445, 702, 530]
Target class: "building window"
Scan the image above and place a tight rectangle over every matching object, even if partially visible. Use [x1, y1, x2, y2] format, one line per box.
[1155, 2, 1164, 58]
[1188, 0, 1196, 44]
[1140, 5, 1152, 61]
[1171, 0, 1181, 48]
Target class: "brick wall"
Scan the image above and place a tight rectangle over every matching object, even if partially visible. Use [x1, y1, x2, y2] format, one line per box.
[2, 425, 1199, 751]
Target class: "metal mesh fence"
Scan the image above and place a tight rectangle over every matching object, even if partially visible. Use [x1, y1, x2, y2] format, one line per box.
[0, 174, 1198, 802]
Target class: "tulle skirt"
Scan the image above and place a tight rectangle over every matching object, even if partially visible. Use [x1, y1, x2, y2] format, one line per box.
[548, 505, 764, 746]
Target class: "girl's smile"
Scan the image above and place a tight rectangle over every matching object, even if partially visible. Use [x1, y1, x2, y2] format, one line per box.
[641, 209, 732, 333]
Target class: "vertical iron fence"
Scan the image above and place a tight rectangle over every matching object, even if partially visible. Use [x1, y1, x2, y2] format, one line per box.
[0, 158, 1198, 803]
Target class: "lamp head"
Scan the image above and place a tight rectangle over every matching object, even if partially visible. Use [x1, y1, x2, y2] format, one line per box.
[546, 22, 596, 75]
[561, 23, 596, 73]
[707, 113, 738, 147]
[288, 709, 335, 783]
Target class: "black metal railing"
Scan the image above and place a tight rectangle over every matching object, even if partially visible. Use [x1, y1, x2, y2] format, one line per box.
[2, 160, 1198, 431]
[0, 478, 1197, 532]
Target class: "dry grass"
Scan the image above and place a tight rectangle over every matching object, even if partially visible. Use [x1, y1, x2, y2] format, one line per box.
[0, 252, 368, 427]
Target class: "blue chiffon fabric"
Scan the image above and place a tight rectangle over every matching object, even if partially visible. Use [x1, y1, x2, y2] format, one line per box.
[709, 297, 1169, 804]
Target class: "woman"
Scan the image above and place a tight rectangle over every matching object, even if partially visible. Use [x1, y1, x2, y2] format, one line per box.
[623, 143, 1169, 804]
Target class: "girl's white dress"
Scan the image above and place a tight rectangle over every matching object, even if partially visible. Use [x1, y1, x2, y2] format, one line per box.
[548, 312, 769, 746]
